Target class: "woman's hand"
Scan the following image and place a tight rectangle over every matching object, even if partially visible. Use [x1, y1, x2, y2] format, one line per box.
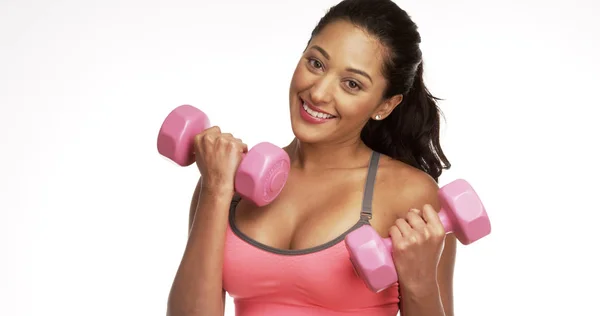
[389, 204, 446, 296]
[193, 126, 248, 196]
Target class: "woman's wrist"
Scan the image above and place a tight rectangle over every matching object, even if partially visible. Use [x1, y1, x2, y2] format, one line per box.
[200, 182, 235, 201]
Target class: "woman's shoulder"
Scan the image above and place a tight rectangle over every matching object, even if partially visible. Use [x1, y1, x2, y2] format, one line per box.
[374, 154, 442, 219]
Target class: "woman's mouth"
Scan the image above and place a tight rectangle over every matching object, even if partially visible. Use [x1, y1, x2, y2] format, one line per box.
[299, 98, 336, 122]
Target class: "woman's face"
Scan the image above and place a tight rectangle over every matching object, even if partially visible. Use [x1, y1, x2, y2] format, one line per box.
[288, 19, 396, 145]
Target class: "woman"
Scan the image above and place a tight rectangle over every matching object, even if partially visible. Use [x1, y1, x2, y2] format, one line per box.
[167, 0, 455, 315]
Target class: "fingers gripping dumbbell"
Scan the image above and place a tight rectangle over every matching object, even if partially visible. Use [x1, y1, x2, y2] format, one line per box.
[344, 179, 491, 293]
[157, 104, 290, 206]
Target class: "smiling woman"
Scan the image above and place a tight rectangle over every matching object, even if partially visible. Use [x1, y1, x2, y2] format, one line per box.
[288, 25, 401, 145]
[166, 0, 455, 316]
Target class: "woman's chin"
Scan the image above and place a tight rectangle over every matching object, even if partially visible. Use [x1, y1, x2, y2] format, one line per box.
[290, 120, 328, 144]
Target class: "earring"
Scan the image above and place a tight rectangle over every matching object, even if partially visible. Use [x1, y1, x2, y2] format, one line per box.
[375, 115, 381, 120]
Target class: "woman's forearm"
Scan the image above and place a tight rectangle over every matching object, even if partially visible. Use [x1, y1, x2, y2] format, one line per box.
[167, 187, 233, 316]
[400, 282, 446, 316]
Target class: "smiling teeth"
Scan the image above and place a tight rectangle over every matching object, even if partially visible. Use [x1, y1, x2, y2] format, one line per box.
[303, 102, 334, 119]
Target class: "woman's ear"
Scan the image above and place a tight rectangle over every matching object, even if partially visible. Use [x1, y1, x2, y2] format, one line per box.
[372, 94, 403, 120]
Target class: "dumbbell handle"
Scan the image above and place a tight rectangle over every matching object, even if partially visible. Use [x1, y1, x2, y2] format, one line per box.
[381, 209, 453, 251]
[189, 150, 248, 160]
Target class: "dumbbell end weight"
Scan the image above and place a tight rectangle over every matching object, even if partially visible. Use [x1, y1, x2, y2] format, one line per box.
[157, 105, 211, 167]
[345, 226, 397, 293]
[234, 142, 291, 207]
[437, 179, 491, 245]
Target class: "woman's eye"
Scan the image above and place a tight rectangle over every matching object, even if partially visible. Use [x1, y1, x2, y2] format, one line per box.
[309, 59, 323, 69]
[346, 80, 361, 90]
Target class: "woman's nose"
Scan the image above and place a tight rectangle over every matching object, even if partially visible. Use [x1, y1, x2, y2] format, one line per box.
[309, 76, 334, 105]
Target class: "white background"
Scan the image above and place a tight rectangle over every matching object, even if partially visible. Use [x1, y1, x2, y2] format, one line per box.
[1, 0, 599, 315]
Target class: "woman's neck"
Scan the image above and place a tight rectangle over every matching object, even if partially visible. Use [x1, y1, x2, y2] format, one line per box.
[284, 137, 373, 172]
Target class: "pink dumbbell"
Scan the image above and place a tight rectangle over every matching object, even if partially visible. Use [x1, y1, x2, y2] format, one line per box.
[157, 104, 291, 206]
[344, 179, 491, 293]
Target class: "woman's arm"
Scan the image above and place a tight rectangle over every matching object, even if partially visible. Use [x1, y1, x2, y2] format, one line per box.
[166, 177, 231, 316]
[399, 234, 456, 316]
[384, 170, 456, 316]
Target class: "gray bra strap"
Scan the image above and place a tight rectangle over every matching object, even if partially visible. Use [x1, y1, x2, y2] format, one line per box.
[360, 151, 380, 221]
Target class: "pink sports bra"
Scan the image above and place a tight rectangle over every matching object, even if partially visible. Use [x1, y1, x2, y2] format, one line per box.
[222, 151, 400, 315]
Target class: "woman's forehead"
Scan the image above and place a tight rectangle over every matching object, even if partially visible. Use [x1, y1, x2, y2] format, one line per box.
[309, 21, 386, 76]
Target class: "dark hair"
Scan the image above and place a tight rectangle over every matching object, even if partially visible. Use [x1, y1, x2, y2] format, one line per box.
[310, 0, 451, 181]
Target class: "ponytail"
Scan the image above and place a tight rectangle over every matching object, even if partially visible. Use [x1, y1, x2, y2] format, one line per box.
[361, 61, 451, 182]
[309, 0, 451, 181]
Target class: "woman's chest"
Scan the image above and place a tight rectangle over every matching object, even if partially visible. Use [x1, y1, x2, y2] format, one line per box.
[222, 225, 399, 310]
[232, 171, 370, 251]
